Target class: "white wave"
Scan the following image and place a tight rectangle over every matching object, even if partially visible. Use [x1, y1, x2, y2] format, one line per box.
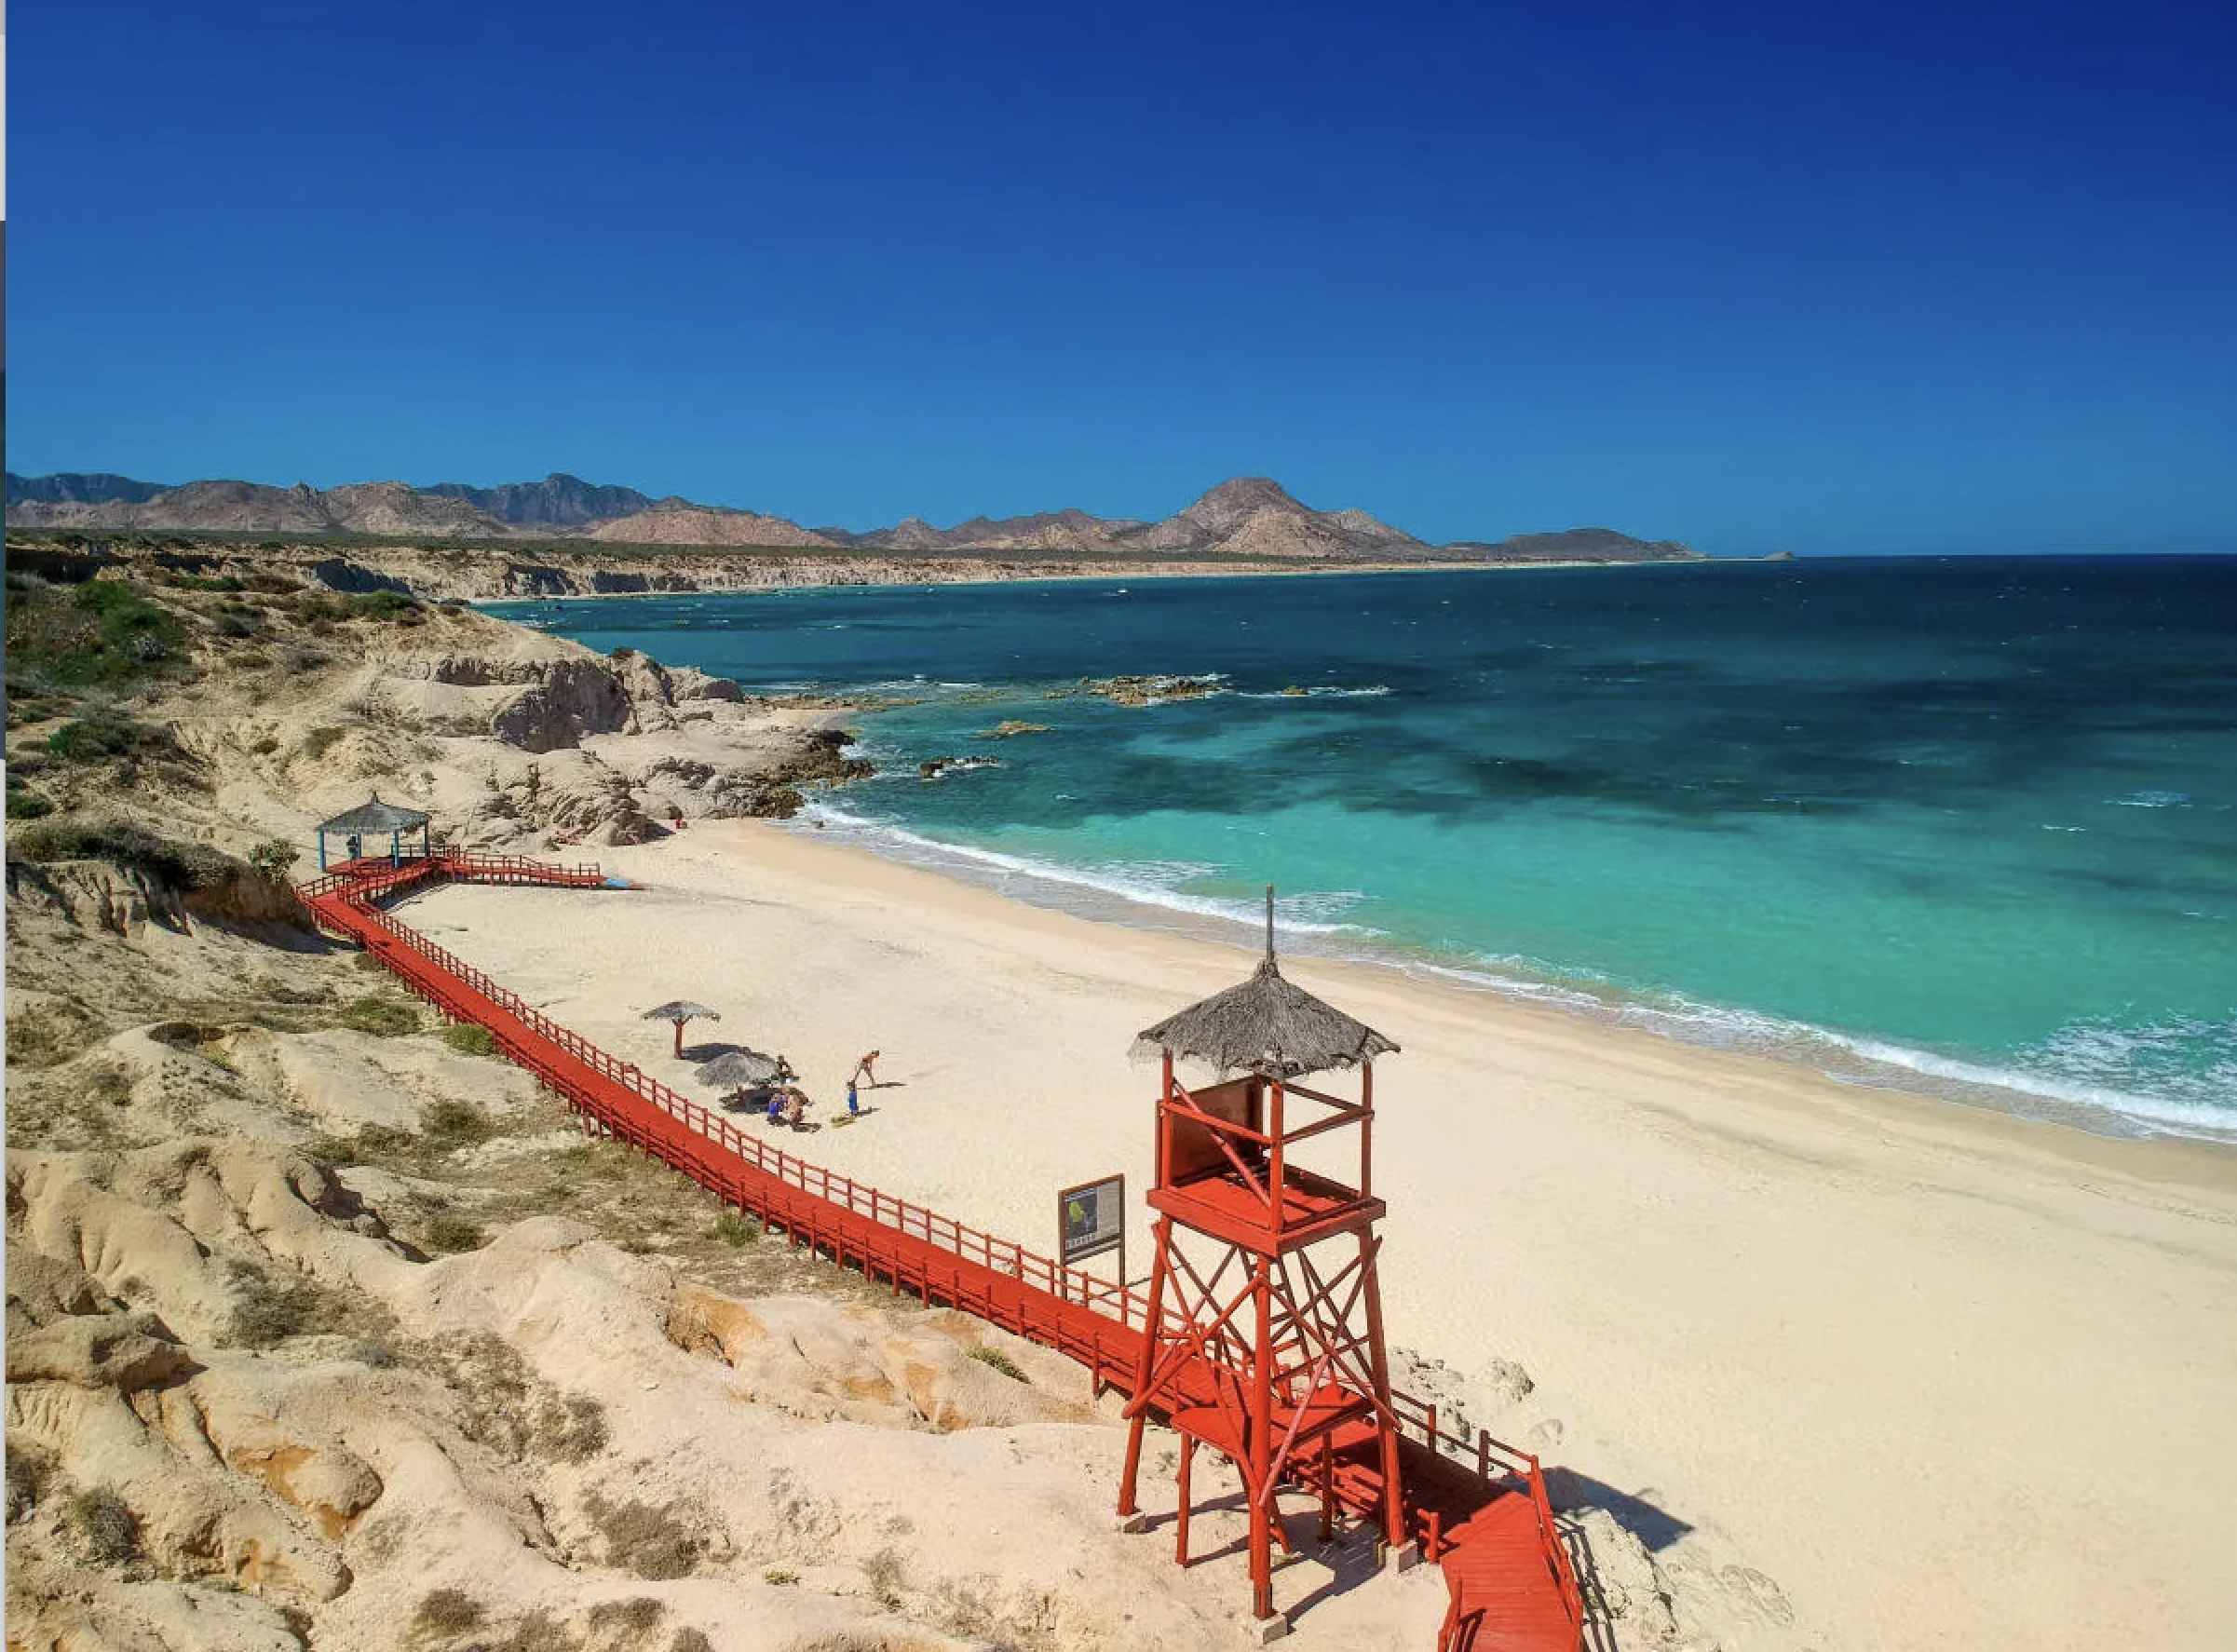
[790, 804, 1376, 941]
[2110, 790, 2193, 807]
[783, 806, 2237, 1144]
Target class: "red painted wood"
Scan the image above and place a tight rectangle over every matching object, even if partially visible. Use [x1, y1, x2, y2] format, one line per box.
[300, 851, 1580, 1651]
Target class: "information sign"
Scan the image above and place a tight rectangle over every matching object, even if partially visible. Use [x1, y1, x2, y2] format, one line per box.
[1058, 1173, 1126, 1271]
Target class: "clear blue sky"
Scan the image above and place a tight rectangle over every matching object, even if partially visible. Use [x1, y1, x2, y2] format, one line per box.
[10, 0, 2235, 553]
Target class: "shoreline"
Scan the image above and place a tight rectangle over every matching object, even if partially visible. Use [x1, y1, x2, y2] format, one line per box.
[400, 816, 2237, 1652]
[474, 553, 1722, 604]
[788, 799, 2237, 1152]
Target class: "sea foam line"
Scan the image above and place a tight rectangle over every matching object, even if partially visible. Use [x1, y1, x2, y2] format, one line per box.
[785, 803, 2237, 1145]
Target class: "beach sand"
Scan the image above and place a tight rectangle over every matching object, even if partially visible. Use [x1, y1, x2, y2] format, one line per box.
[400, 819, 2237, 1652]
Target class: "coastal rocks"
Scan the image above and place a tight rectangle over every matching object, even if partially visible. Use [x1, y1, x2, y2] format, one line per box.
[918, 756, 1003, 780]
[973, 720, 1050, 739]
[487, 657, 634, 752]
[1049, 674, 1222, 707]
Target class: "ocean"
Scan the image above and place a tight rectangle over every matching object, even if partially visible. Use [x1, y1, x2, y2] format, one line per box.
[488, 556, 2237, 1140]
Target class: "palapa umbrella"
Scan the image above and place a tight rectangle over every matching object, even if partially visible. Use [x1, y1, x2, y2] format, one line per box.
[642, 999, 721, 1060]
[1132, 888, 1398, 1077]
[696, 1049, 781, 1090]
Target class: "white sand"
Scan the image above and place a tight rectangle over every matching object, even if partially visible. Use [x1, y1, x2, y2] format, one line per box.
[400, 819, 2237, 1652]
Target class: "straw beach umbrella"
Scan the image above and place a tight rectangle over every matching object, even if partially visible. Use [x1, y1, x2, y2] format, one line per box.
[1132, 888, 1398, 1077]
[643, 1000, 721, 1059]
[696, 1049, 780, 1090]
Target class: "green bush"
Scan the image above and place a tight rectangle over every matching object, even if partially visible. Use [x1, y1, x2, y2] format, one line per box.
[421, 1098, 496, 1148]
[4, 577, 188, 688]
[712, 1211, 756, 1247]
[248, 839, 299, 881]
[9, 819, 242, 888]
[441, 1022, 497, 1058]
[968, 1345, 1026, 1381]
[338, 995, 419, 1036]
[342, 589, 422, 622]
[45, 711, 182, 765]
[7, 780, 54, 819]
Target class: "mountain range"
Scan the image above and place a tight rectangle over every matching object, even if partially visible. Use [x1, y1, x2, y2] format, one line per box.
[4, 470, 1701, 564]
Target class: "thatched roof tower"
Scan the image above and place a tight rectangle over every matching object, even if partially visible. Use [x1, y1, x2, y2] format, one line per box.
[1133, 888, 1397, 1077]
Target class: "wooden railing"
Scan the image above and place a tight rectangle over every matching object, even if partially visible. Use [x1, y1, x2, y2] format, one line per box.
[307, 863, 1153, 1334]
[305, 853, 1583, 1648]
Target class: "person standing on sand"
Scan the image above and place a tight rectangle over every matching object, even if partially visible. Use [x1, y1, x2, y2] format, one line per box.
[846, 1079, 860, 1117]
[850, 1049, 881, 1087]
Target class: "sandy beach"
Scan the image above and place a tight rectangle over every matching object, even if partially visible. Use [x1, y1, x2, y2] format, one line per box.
[391, 817, 2237, 1652]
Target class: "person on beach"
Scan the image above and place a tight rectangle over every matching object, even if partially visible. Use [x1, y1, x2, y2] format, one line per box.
[775, 1055, 799, 1086]
[846, 1079, 860, 1117]
[765, 1090, 785, 1125]
[850, 1049, 881, 1087]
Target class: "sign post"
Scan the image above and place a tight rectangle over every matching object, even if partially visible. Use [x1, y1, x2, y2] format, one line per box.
[1057, 1173, 1126, 1299]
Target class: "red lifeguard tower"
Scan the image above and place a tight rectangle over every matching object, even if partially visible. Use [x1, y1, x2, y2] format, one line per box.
[1118, 892, 1407, 1631]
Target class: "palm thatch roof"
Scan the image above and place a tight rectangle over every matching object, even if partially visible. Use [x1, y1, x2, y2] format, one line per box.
[319, 791, 431, 834]
[1132, 888, 1398, 1077]
[696, 1049, 780, 1088]
[642, 1001, 720, 1024]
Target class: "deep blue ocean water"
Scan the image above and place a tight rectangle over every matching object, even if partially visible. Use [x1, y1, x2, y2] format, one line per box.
[489, 558, 2237, 1139]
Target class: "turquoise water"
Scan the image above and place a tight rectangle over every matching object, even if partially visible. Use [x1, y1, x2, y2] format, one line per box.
[489, 558, 2237, 1138]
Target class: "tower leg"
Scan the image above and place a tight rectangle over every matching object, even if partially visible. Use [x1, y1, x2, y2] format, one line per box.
[1175, 1435, 1195, 1564]
[1249, 1253, 1275, 1621]
[1360, 1233, 1407, 1553]
[1117, 1219, 1173, 1520]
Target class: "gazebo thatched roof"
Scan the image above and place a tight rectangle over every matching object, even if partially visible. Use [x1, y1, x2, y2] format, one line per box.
[1132, 889, 1398, 1077]
[319, 792, 431, 835]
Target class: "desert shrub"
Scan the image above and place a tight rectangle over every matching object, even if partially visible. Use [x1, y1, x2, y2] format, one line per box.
[85, 1065, 135, 1107]
[62, 1486, 139, 1563]
[249, 838, 299, 881]
[421, 1098, 496, 1148]
[587, 1597, 667, 1635]
[712, 1211, 756, 1247]
[302, 724, 345, 758]
[583, 1492, 703, 1580]
[445, 1334, 608, 1464]
[343, 589, 422, 622]
[861, 1545, 907, 1608]
[609, 645, 637, 660]
[762, 1567, 799, 1585]
[412, 1587, 486, 1636]
[338, 995, 419, 1036]
[6, 1001, 102, 1067]
[7, 1447, 54, 1523]
[968, 1345, 1026, 1382]
[170, 573, 246, 592]
[7, 778, 55, 819]
[222, 1255, 381, 1347]
[8, 819, 238, 888]
[441, 1022, 497, 1058]
[6, 576, 187, 688]
[669, 1632, 714, 1652]
[45, 711, 182, 765]
[423, 1212, 489, 1253]
[249, 735, 280, 754]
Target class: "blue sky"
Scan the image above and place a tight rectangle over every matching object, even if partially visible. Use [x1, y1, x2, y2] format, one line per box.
[10, 0, 2235, 553]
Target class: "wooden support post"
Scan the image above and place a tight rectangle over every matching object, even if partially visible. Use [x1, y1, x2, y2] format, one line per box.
[1361, 1231, 1406, 1555]
[1175, 1435, 1195, 1564]
[1118, 1216, 1174, 1520]
[1319, 1435, 1335, 1543]
[1249, 1252, 1275, 1622]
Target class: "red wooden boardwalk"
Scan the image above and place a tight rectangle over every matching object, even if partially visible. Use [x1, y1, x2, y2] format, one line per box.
[299, 851, 1583, 1649]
